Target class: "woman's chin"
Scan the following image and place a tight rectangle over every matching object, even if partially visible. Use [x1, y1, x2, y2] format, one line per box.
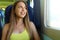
[19, 16, 25, 18]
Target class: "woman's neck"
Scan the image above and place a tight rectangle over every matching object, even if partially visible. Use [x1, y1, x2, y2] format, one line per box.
[16, 18, 23, 25]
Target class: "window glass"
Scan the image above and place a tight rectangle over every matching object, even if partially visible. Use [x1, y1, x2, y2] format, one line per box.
[44, 0, 60, 30]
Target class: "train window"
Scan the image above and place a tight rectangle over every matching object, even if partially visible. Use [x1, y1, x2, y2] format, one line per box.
[44, 0, 60, 30]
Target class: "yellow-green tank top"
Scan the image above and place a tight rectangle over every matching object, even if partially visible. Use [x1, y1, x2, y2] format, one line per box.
[10, 29, 30, 40]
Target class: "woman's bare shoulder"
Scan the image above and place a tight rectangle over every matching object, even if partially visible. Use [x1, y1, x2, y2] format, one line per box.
[3, 23, 10, 31]
[29, 21, 36, 30]
[4, 23, 10, 28]
[29, 22, 40, 40]
[1, 23, 10, 40]
[29, 21, 35, 26]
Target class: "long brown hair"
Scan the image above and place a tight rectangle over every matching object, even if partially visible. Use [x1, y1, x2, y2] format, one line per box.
[6, 0, 33, 40]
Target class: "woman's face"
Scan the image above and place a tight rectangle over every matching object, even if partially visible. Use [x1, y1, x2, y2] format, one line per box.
[15, 2, 27, 18]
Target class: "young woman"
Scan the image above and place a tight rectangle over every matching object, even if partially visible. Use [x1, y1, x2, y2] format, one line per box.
[1, 0, 40, 40]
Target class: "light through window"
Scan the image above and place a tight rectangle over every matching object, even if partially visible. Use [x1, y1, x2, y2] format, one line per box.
[44, 0, 60, 30]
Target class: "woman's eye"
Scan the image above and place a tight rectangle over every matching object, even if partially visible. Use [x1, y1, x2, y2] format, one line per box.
[25, 7, 27, 9]
[18, 6, 27, 10]
[18, 6, 22, 8]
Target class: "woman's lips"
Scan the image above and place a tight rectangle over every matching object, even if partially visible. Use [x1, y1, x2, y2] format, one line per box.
[21, 12, 25, 15]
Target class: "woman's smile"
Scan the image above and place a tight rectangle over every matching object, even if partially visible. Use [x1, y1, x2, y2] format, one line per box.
[21, 12, 25, 15]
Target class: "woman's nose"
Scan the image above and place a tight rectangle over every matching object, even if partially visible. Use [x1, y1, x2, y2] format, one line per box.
[22, 8, 25, 11]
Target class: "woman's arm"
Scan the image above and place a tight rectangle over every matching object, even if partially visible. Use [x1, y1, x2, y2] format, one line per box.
[1, 24, 9, 40]
[30, 22, 40, 40]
